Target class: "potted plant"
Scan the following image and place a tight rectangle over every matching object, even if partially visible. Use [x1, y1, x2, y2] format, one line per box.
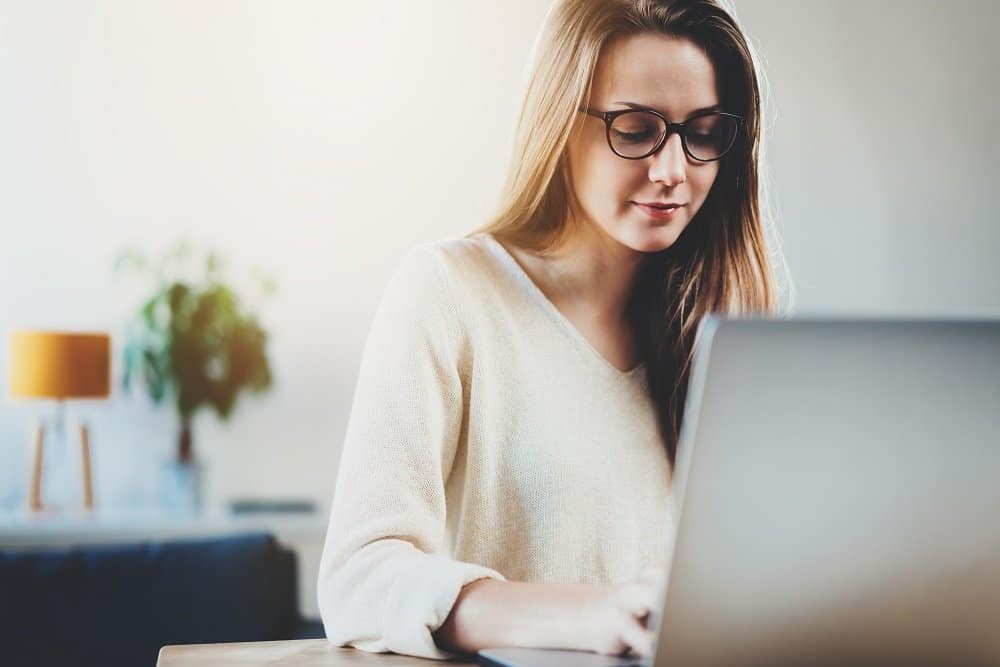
[115, 242, 275, 508]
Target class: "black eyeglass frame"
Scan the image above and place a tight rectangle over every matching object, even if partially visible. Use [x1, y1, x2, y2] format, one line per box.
[580, 106, 745, 162]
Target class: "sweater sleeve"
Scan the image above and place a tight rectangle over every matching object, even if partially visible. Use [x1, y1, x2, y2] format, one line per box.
[318, 244, 506, 659]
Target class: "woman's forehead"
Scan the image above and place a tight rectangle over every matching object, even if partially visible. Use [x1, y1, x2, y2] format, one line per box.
[591, 32, 720, 119]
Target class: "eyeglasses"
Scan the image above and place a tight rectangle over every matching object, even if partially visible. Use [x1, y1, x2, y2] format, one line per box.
[580, 106, 744, 162]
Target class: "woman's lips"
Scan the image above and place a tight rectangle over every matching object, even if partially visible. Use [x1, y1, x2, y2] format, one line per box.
[633, 202, 685, 220]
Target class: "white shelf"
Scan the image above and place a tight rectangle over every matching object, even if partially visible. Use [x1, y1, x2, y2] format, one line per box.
[0, 508, 328, 545]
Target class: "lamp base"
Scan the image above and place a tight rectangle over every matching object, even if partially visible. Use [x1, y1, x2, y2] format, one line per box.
[27, 420, 95, 512]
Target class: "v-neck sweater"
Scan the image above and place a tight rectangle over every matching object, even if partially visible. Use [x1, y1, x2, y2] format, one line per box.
[318, 233, 674, 659]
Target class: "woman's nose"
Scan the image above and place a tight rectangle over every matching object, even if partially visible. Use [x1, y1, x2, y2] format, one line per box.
[647, 132, 687, 187]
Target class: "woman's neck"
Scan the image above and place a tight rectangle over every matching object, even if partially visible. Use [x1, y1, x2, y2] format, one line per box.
[506, 221, 645, 326]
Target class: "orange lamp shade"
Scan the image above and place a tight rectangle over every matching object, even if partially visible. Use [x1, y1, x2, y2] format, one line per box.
[9, 331, 111, 400]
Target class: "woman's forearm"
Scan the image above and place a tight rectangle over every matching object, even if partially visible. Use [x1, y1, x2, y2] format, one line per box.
[433, 578, 607, 654]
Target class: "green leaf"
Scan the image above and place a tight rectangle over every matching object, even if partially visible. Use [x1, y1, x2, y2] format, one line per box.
[205, 251, 224, 281]
[170, 240, 192, 260]
[251, 268, 277, 298]
[122, 350, 133, 392]
[167, 282, 191, 318]
[141, 292, 168, 331]
[113, 249, 147, 278]
[153, 239, 192, 285]
[143, 349, 166, 403]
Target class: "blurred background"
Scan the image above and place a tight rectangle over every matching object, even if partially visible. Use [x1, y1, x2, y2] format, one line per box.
[1, 0, 998, 625]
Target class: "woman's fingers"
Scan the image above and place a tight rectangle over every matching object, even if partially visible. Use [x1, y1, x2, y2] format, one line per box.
[619, 616, 653, 657]
[588, 571, 668, 657]
[617, 580, 658, 619]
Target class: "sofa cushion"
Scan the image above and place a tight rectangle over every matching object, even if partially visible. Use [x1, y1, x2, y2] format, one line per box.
[0, 532, 301, 667]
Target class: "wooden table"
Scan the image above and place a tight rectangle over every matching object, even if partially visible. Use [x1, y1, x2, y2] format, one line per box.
[157, 640, 478, 666]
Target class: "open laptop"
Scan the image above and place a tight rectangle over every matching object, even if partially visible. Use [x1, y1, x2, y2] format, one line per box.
[480, 317, 1000, 667]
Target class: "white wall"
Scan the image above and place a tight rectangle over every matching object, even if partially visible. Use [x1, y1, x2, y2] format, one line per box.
[2, 1, 997, 514]
[736, 0, 1000, 315]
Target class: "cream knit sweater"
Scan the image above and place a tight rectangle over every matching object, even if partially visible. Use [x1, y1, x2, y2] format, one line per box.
[318, 233, 674, 659]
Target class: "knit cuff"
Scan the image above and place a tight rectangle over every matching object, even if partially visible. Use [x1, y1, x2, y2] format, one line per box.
[349, 554, 505, 660]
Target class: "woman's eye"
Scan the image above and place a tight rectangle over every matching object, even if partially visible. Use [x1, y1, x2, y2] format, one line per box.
[612, 129, 657, 144]
[687, 132, 717, 146]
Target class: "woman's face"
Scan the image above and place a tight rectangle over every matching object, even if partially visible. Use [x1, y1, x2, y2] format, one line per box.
[566, 32, 722, 254]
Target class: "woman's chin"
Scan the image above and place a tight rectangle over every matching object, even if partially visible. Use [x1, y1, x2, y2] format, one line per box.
[626, 223, 688, 254]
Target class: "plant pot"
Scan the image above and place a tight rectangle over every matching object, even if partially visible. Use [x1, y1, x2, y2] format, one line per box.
[160, 459, 203, 514]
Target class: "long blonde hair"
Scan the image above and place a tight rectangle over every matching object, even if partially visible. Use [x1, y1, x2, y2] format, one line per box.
[472, 0, 780, 465]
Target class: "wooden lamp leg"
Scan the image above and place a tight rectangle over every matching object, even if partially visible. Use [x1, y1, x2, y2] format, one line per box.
[28, 422, 45, 512]
[79, 422, 94, 510]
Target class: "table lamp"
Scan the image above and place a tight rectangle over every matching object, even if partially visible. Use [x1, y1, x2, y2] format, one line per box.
[9, 330, 111, 512]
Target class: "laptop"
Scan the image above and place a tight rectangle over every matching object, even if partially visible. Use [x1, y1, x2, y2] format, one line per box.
[479, 317, 1000, 667]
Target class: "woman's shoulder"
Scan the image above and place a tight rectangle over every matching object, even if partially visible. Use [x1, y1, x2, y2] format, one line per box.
[398, 232, 507, 289]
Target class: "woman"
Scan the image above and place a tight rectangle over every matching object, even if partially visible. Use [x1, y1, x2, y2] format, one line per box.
[319, 0, 779, 659]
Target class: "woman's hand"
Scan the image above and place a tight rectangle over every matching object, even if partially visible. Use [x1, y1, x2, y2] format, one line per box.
[578, 565, 665, 658]
[433, 565, 667, 656]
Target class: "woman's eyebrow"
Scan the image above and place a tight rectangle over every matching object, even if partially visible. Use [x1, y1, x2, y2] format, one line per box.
[613, 100, 722, 117]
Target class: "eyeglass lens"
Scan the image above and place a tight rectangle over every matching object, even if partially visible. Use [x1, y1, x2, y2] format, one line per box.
[609, 111, 737, 160]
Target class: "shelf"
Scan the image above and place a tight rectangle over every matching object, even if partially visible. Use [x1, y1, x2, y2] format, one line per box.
[0, 508, 328, 546]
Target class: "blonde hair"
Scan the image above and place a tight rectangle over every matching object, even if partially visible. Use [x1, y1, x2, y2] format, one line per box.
[472, 0, 782, 465]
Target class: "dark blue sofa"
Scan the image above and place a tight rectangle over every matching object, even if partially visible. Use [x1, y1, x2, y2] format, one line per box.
[0, 532, 324, 667]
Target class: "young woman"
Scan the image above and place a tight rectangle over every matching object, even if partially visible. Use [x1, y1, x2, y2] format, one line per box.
[319, 0, 779, 659]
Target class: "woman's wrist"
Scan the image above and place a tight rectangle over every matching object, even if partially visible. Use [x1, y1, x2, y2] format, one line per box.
[434, 579, 610, 654]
